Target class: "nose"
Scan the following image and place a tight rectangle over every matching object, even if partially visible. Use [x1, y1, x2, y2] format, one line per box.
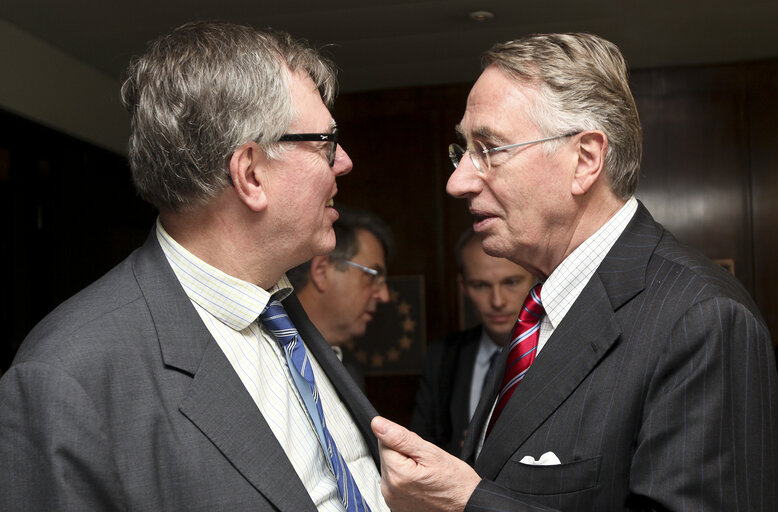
[333, 144, 353, 176]
[446, 153, 482, 198]
[491, 285, 506, 309]
[375, 281, 390, 303]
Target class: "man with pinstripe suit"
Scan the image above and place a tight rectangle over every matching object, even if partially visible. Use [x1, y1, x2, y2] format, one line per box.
[372, 32, 778, 511]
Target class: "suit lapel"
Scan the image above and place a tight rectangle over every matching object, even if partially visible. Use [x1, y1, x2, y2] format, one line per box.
[474, 276, 621, 477]
[179, 341, 317, 512]
[132, 231, 317, 512]
[470, 202, 661, 478]
[283, 294, 381, 465]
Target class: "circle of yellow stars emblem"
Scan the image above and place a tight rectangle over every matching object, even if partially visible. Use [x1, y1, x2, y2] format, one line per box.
[346, 287, 416, 370]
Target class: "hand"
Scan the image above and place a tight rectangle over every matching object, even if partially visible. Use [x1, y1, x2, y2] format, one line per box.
[371, 416, 481, 512]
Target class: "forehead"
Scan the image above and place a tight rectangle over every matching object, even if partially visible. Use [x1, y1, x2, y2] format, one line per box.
[288, 68, 335, 130]
[353, 229, 386, 263]
[458, 65, 538, 141]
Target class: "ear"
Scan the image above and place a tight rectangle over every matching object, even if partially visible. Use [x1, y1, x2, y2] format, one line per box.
[229, 142, 269, 212]
[457, 274, 466, 295]
[571, 131, 607, 196]
[308, 255, 332, 293]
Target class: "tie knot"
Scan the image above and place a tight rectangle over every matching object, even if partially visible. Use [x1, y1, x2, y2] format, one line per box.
[259, 298, 298, 346]
[518, 284, 543, 323]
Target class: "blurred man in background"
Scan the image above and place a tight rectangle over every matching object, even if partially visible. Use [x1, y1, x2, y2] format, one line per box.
[289, 206, 393, 389]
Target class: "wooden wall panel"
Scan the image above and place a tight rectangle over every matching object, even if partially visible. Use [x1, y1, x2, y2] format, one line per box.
[334, 85, 471, 424]
[334, 85, 471, 343]
[632, 66, 753, 290]
[747, 63, 778, 343]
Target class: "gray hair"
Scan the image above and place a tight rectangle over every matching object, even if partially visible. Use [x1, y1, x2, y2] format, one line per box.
[288, 205, 394, 290]
[483, 33, 642, 199]
[120, 21, 338, 212]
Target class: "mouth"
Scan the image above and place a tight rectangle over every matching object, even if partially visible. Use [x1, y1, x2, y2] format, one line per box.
[487, 314, 515, 324]
[471, 209, 496, 229]
[325, 198, 334, 208]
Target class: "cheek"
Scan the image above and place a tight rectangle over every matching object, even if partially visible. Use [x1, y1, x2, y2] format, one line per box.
[360, 287, 375, 306]
[470, 295, 492, 313]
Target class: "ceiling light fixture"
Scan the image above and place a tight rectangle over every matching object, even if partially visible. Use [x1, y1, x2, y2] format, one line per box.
[468, 10, 495, 23]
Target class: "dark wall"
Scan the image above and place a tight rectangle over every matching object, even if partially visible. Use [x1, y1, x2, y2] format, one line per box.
[0, 109, 155, 371]
[2, 59, 776, 426]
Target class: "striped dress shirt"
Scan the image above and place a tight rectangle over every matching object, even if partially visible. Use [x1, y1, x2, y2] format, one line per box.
[156, 220, 387, 512]
[537, 196, 638, 353]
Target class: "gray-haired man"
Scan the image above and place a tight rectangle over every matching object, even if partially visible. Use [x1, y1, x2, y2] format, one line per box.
[0, 21, 387, 512]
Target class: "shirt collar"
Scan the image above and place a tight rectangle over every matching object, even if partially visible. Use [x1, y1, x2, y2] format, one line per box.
[155, 218, 293, 331]
[540, 197, 638, 329]
[476, 327, 502, 366]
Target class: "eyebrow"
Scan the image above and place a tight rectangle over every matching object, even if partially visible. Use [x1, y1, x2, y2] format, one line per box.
[454, 123, 507, 144]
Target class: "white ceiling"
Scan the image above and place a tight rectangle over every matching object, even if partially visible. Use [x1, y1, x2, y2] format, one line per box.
[2, 0, 778, 92]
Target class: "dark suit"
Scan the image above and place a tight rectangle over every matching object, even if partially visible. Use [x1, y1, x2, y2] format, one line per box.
[463, 203, 778, 511]
[411, 326, 482, 454]
[0, 231, 380, 511]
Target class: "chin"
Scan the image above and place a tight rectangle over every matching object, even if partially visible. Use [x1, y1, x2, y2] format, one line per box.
[480, 236, 509, 258]
[311, 232, 337, 256]
[351, 326, 368, 339]
[487, 329, 513, 344]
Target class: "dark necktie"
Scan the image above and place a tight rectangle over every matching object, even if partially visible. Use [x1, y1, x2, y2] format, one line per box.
[259, 297, 372, 512]
[480, 351, 500, 401]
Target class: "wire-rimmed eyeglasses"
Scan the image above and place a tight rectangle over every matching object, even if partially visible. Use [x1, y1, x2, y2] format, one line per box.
[344, 260, 387, 288]
[278, 126, 339, 166]
[448, 131, 580, 174]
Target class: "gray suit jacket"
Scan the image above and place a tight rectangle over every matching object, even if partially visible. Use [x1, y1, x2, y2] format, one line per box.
[462, 203, 778, 511]
[0, 231, 380, 511]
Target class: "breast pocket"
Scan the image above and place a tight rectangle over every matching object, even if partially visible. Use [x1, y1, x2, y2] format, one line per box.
[498, 455, 601, 495]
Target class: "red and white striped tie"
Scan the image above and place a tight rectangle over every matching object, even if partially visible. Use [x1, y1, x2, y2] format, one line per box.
[486, 284, 543, 437]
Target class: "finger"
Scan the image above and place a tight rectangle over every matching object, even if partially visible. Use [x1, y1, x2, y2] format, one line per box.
[371, 416, 418, 456]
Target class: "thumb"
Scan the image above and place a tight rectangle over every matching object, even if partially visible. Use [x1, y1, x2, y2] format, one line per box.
[371, 416, 419, 457]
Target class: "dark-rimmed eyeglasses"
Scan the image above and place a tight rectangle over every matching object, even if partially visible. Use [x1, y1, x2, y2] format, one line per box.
[278, 127, 338, 166]
[344, 260, 387, 288]
[448, 131, 580, 174]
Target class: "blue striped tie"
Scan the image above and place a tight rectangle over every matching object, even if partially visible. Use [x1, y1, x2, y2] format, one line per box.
[260, 297, 372, 512]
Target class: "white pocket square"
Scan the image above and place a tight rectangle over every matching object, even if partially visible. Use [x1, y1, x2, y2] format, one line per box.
[519, 451, 561, 466]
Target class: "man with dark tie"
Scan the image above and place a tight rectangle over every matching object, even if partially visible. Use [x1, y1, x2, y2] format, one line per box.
[0, 21, 387, 512]
[411, 228, 533, 454]
[371, 32, 778, 511]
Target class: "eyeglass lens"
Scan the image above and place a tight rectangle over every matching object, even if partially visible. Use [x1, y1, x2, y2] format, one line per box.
[328, 130, 338, 166]
[448, 141, 487, 173]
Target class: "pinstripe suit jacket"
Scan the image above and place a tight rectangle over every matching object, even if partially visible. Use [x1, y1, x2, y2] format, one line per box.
[461, 203, 778, 511]
[0, 230, 380, 511]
